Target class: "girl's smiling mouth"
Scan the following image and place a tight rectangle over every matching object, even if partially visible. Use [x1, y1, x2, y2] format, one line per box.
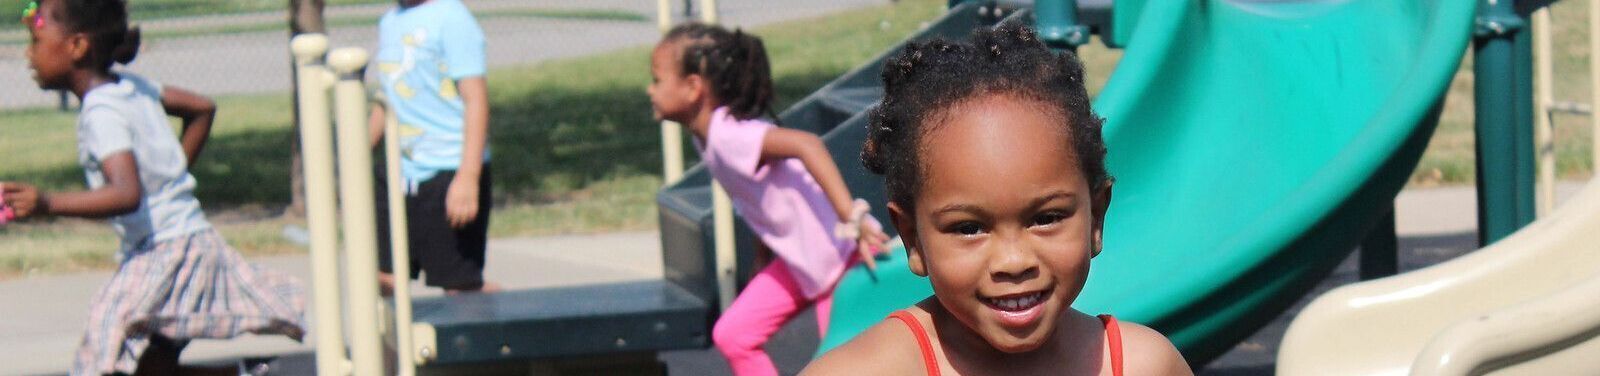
[980, 288, 1053, 328]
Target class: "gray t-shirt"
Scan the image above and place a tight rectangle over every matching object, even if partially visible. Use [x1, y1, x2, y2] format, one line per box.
[77, 73, 209, 252]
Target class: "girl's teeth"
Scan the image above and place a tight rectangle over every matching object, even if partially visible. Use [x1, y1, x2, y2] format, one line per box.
[991, 292, 1042, 311]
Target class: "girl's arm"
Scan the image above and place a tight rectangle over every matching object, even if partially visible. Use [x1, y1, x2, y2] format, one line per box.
[0, 152, 143, 219]
[760, 128, 890, 266]
[761, 128, 853, 220]
[161, 86, 217, 168]
[368, 104, 387, 147]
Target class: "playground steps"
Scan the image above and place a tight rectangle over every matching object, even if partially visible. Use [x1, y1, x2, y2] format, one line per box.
[408, 280, 708, 365]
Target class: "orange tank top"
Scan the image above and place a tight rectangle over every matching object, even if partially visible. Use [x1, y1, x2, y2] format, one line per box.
[887, 311, 1124, 376]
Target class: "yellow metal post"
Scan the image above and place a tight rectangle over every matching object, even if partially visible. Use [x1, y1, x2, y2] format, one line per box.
[377, 98, 419, 374]
[329, 47, 384, 376]
[289, 34, 350, 376]
[658, 0, 685, 183]
[661, 0, 731, 310]
[1534, 7, 1555, 215]
[699, 0, 719, 24]
[662, 128, 684, 183]
[698, 0, 734, 311]
[1593, 0, 1600, 173]
[712, 183, 736, 310]
[657, 0, 673, 31]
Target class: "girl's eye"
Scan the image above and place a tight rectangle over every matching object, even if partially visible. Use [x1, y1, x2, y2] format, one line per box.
[948, 221, 985, 236]
[1031, 212, 1067, 227]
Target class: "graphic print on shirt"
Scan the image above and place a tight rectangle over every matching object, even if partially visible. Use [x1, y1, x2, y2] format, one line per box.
[376, 28, 430, 160]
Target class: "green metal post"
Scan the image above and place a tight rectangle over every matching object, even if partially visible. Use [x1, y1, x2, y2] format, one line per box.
[1472, 0, 1536, 246]
[1359, 208, 1399, 280]
[1036, 0, 1091, 49]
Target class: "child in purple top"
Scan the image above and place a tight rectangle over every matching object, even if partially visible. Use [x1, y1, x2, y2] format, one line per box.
[647, 23, 890, 375]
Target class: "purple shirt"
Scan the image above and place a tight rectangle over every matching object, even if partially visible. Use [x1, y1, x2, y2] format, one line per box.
[696, 107, 865, 298]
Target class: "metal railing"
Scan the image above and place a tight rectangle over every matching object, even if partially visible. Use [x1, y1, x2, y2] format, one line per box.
[1531, 0, 1600, 216]
[656, 0, 738, 311]
[292, 33, 428, 376]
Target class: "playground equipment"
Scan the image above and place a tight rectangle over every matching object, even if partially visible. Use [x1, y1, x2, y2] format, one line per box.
[290, 3, 728, 373]
[806, 0, 1477, 365]
[286, 0, 1597, 372]
[810, 0, 1600, 371]
[1277, 178, 1600, 375]
[293, 34, 402, 375]
[652, 0, 1481, 366]
[1276, 2, 1600, 374]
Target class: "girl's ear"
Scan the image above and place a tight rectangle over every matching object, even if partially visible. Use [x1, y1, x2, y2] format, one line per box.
[66, 32, 89, 62]
[685, 73, 708, 105]
[888, 201, 928, 277]
[1090, 180, 1113, 257]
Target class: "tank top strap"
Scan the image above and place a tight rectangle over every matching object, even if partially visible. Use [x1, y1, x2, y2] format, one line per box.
[889, 310, 941, 376]
[1098, 314, 1124, 376]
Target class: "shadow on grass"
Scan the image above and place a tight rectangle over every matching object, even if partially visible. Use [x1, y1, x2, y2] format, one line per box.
[7, 68, 852, 209]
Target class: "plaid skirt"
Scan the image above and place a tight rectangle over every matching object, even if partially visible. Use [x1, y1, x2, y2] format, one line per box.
[73, 228, 306, 375]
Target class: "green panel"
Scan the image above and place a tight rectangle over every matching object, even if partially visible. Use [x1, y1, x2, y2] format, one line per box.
[818, 0, 1476, 365]
[1107, 0, 1144, 47]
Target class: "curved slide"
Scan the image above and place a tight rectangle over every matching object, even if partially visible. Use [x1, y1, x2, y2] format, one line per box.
[1276, 180, 1600, 375]
[818, 0, 1477, 365]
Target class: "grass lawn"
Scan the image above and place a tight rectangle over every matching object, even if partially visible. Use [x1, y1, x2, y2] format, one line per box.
[0, 0, 948, 278]
[1, 0, 1596, 278]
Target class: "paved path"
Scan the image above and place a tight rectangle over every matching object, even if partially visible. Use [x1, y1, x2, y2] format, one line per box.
[3, 182, 1588, 375]
[0, 231, 667, 375]
[0, 0, 883, 109]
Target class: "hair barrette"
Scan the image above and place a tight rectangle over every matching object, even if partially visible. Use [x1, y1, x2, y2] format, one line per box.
[20, 1, 42, 29]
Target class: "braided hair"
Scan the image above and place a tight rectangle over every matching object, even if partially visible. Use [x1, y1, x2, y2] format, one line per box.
[43, 0, 141, 71]
[663, 23, 777, 122]
[862, 22, 1110, 212]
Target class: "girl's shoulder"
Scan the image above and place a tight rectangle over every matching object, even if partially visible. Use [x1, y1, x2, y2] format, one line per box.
[1106, 318, 1193, 375]
[801, 308, 931, 376]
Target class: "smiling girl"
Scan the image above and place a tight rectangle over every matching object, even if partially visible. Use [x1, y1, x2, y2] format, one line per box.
[802, 24, 1191, 375]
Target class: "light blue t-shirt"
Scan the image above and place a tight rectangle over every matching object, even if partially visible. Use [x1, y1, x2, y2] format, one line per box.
[375, 0, 488, 186]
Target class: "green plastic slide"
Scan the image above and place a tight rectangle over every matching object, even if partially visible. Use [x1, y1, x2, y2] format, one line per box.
[818, 0, 1476, 365]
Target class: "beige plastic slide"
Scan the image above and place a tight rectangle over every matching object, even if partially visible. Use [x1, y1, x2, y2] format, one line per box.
[1277, 180, 1600, 376]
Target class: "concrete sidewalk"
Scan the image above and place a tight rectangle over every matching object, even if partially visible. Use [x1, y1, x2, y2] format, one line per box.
[0, 231, 665, 375]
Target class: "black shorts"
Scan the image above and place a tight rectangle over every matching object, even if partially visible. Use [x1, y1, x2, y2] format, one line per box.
[375, 164, 492, 290]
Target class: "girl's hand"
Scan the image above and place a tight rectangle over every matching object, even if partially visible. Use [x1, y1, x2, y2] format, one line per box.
[0, 182, 44, 219]
[837, 199, 890, 271]
[444, 175, 479, 229]
[855, 221, 890, 271]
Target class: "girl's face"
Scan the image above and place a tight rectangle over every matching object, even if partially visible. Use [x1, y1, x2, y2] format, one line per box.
[24, 0, 74, 90]
[647, 41, 701, 124]
[891, 94, 1110, 353]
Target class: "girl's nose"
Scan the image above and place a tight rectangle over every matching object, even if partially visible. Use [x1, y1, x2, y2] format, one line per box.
[988, 236, 1039, 283]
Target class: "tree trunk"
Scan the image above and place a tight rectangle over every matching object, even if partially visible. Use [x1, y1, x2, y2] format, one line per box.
[288, 0, 325, 218]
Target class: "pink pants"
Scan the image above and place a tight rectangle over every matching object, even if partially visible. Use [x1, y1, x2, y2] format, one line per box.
[712, 260, 834, 376]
